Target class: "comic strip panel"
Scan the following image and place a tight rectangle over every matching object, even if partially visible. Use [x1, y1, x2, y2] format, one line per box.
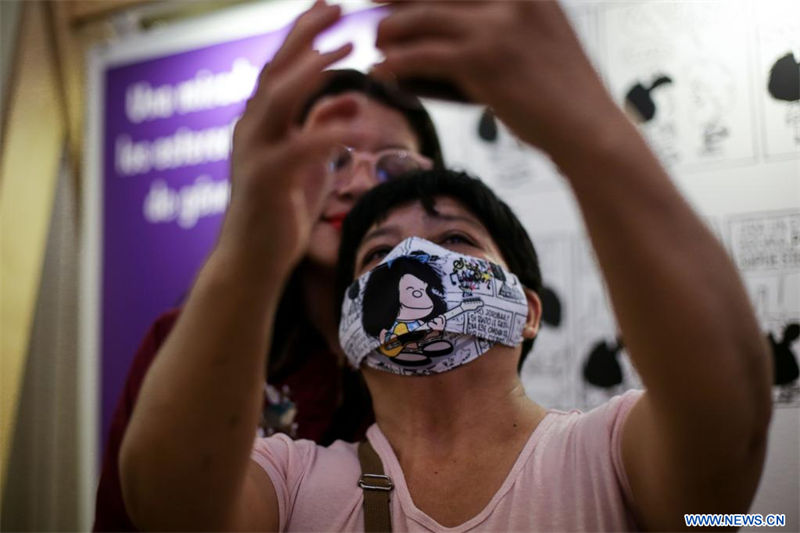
[602, 1, 757, 170]
[727, 210, 800, 406]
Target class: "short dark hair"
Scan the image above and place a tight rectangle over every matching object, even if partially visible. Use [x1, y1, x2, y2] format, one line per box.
[299, 69, 444, 168]
[336, 169, 543, 368]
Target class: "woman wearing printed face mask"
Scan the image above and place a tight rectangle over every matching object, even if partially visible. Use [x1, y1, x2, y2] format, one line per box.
[94, 3, 441, 531]
[124, 168, 765, 531]
[123, 168, 633, 531]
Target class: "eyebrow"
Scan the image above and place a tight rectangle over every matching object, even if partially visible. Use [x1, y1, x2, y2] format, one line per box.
[368, 143, 420, 156]
[360, 225, 401, 245]
[359, 211, 486, 248]
[377, 143, 414, 151]
[431, 212, 486, 231]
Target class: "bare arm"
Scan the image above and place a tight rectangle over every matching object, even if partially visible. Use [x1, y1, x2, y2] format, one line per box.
[119, 3, 358, 529]
[558, 113, 772, 530]
[375, 2, 772, 529]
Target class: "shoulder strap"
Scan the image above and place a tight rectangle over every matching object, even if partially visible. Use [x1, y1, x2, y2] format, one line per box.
[358, 439, 393, 532]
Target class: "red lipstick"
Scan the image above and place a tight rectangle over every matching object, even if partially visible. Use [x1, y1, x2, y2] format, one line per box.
[324, 213, 347, 231]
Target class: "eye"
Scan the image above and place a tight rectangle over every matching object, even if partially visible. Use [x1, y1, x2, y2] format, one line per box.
[375, 151, 427, 183]
[360, 246, 391, 268]
[328, 145, 353, 173]
[440, 232, 476, 247]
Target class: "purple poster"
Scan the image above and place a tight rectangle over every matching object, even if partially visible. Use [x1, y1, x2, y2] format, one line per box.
[100, 7, 386, 443]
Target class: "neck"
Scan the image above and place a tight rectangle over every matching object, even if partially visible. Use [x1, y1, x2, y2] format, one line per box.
[363, 348, 545, 461]
[300, 262, 344, 362]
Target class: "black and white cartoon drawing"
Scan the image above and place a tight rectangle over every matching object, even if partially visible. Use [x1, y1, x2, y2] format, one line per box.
[582, 337, 625, 389]
[768, 52, 800, 146]
[768, 322, 800, 403]
[625, 75, 674, 123]
[687, 61, 736, 156]
[362, 252, 483, 366]
[623, 74, 679, 165]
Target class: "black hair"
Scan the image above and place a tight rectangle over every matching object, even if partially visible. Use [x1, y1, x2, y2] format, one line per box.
[298, 69, 444, 168]
[336, 169, 543, 369]
[768, 52, 800, 103]
[361, 255, 448, 338]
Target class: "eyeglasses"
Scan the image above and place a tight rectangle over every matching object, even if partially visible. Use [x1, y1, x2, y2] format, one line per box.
[327, 145, 433, 185]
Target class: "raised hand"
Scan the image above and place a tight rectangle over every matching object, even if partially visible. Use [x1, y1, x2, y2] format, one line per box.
[120, 5, 360, 528]
[218, 1, 359, 279]
[373, 1, 618, 155]
[377, 3, 771, 531]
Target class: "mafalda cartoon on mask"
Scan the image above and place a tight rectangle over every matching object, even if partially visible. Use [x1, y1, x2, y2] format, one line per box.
[340, 237, 528, 376]
[362, 251, 482, 368]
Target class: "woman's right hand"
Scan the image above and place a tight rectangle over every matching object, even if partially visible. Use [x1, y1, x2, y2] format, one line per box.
[217, 1, 357, 280]
[122, 6, 363, 529]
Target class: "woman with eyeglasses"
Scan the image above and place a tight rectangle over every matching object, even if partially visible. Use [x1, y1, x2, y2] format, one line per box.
[92, 4, 442, 530]
[118, 1, 771, 530]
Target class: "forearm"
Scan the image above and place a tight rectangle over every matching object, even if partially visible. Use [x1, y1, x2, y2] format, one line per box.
[553, 110, 771, 438]
[120, 247, 287, 529]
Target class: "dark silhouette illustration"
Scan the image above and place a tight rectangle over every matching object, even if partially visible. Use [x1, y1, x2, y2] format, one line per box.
[624, 75, 673, 123]
[767, 52, 800, 146]
[768, 52, 800, 103]
[582, 337, 625, 388]
[362, 252, 454, 366]
[539, 285, 562, 328]
[768, 322, 800, 390]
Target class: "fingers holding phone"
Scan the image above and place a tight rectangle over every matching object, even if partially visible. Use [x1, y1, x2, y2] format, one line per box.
[373, 1, 618, 153]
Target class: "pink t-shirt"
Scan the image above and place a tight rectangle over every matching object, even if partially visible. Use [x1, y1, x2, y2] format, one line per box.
[252, 390, 643, 532]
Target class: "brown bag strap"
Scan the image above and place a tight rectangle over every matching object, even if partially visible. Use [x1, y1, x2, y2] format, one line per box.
[358, 439, 393, 532]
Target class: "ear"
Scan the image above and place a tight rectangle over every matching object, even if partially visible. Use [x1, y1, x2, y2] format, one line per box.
[523, 289, 542, 339]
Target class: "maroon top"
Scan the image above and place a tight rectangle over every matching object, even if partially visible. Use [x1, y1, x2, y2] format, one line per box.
[92, 308, 373, 531]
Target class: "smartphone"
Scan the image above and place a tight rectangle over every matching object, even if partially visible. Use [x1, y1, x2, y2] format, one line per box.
[395, 78, 471, 104]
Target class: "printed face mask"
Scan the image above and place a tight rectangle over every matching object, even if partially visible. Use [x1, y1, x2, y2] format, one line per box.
[339, 237, 530, 376]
